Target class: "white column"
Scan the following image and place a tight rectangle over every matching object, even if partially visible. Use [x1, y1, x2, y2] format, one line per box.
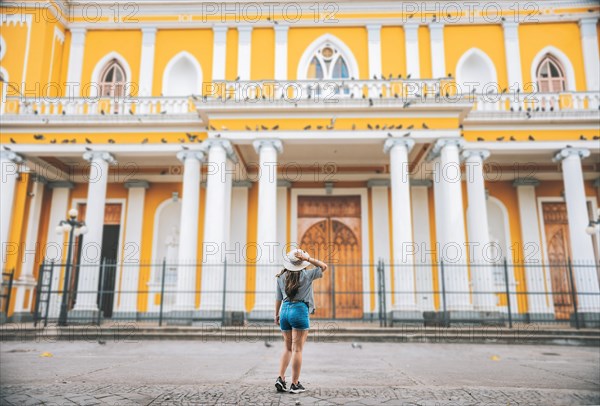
[367, 24, 382, 86]
[276, 180, 290, 254]
[384, 138, 417, 311]
[173, 150, 205, 312]
[200, 140, 233, 312]
[367, 179, 391, 313]
[252, 139, 282, 316]
[429, 22, 446, 79]
[212, 26, 228, 81]
[553, 148, 600, 312]
[513, 178, 553, 315]
[45, 182, 74, 318]
[237, 26, 253, 81]
[404, 23, 420, 79]
[274, 25, 289, 81]
[502, 21, 523, 91]
[13, 175, 47, 314]
[66, 27, 86, 96]
[138, 28, 157, 97]
[0, 151, 23, 266]
[579, 18, 600, 91]
[410, 180, 435, 311]
[462, 149, 496, 311]
[115, 180, 148, 316]
[429, 139, 471, 310]
[73, 151, 115, 313]
[228, 181, 251, 311]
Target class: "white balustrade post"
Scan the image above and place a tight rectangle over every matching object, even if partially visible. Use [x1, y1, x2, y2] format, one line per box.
[251, 139, 282, 318]
[553, 148, 600, 313]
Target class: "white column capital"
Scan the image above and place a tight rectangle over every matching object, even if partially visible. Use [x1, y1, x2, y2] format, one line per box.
[461, 149, 490, 162]
[277, 179, 292, 188]
[124, 179, 150, 189]
[274, 24, 289, 35]
[404, 23, 420, 40]
[367, 179, 390, 188]
[367, 24, 382, 39]
[553, 148, 590, 163]
[579, 18, 599, 36]
[204, 138, 235, 156]
[253, 139, 283, 154]
[383, 138, 415, 154]
[83, 151, 117, 165]
[213, 25, 229, 36]
[410, 179, 433, 187]
[429, 22, 444, 38]
[69, 27, 87, 44]
[427, 138, 464, 161]
[141, 27, 157, 42]
[512, 178, 540, 188]
[502, 21, 519, 37]
[238, 25, 253, 37]
[176, 150, 205, 163]
[1, 150, 24, 164]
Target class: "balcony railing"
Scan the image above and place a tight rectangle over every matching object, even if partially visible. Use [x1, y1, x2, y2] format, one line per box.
[2, 79, 599, 118]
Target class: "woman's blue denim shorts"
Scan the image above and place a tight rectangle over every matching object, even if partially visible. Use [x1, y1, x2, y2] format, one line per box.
[279, 301, 310, 331]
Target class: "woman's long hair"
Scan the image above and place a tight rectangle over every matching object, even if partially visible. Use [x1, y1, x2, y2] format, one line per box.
[275, 269, 302, 300]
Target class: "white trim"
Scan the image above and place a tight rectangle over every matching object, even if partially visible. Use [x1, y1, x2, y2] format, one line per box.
[161, 50, 203, 96]
[290, 187, 371, 314]
[530, 46, 576, 91]
[212, 26, 228, 82]
[579, 18, 600, 91]
[429, 23, 446, 79]
[274, 25, 289, 81]
[296, 33, 360, 80]
[90, 51, 133, 98]
[66, 28, 87, 96]
[404, 23, 420, 79]
[0, 67, 7, 115]
[139, 27, 157, 97]
[237, 26, 253, 81]
[21, 14, 32, 85]
[46, 28, 64, 96]
[0, 35, 6, 60]
[502, 21, 523, 90]
[456, 48, 498, 91]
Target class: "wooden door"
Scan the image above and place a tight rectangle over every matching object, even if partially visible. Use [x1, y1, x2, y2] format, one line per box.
[298, 196, 363, 319]
[542, 202, 574, 320]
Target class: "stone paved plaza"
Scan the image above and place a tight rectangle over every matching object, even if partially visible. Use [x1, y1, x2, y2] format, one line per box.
[1, 339, 598, 405]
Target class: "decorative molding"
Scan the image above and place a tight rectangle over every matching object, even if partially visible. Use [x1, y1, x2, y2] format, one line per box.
[410, 179, 433, 187]
[47, 181, 75, 189]
[296, 33, 360, 80]
[0, 151, 24, 164]
[383, 138, 415, 154]
[277, 179, 292, 188]
[552, 147, 591, 162]
[253, 139, 283, 154]
[124, 180, 150, 189]
[367, 178, 390, 188]
[82, 151, 117, 165]
[426, 138, 464, 161]
[53, 26, 65, 44]
[461, 149, 490, 162]
[176, 150, 205, 163]
[530, 46, 576, 92]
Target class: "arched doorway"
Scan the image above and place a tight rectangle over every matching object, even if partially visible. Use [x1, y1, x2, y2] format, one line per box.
[298, 195, 363, 318]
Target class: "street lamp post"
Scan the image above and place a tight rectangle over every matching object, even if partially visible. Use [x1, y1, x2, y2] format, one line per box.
[57, 208, 88, 326]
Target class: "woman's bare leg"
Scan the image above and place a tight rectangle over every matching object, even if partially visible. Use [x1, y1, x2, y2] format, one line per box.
[291, 329, 309, 384]
[279, 331, 293, 380]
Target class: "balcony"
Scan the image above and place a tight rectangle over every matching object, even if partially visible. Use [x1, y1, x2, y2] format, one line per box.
[2, 79, 599, 125]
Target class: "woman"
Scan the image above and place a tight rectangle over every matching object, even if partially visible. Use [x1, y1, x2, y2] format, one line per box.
[274, 248, 328, 394]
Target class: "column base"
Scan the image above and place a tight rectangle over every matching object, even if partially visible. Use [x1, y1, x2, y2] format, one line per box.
[67, 309, 101, 324]
[570, 312, 600, 328]
[9, 311, 34, 323]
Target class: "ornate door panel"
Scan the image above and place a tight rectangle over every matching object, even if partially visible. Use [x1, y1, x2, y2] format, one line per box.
[542, 202, 573, 320]
[298, 196, 363, 319]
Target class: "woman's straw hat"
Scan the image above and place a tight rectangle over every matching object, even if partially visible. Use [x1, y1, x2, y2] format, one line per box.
[282, 248, 311, 272]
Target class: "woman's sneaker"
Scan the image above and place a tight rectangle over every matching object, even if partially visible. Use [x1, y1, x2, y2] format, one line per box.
[275, 376, 287, 392]
[289, 382, 306, 393]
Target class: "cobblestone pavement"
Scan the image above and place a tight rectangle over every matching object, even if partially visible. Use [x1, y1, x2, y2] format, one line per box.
[1, 341, 598, 405]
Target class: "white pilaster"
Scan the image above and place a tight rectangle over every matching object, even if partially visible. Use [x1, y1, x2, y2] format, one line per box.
[115, 180, 149, 316]
[13, 176, 47, 314]
[138, 28, 157, 97]
[429, 23, 446, 79]
[429, 139, 471, 311]
[73, 151, 116, 313]
[228, 181, 251, 311]
[553, 148, 599, 312]
[502, 21, 523, 91]
[367, 179, 391, 313]
[212, 26, 228, 81]
[66, 28, 86, 96]
[173, 150, 205, 312]
[277, 180, 290, 255]
[410, 180, 435, 311]
[45, 182, 74, 318]
[200, 140, 233, 312]
[0, 151, 23, 266]
[513, 178, 553, 315]
[237, 26, 253, 81]
[404, 23, 420, 79]
[252, 139, 282, 315]
[579, 18, 600, 91]
[462, 149, 496, 311]
[367, 24, 382, 89]
[274, 25, 289, 81]
[384, 138, 417, 311]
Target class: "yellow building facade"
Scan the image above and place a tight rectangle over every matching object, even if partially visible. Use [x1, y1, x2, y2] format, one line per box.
[1, 1, 599, 325]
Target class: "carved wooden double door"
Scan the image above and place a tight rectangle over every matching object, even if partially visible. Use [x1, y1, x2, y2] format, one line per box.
[297, 196, 363, 319]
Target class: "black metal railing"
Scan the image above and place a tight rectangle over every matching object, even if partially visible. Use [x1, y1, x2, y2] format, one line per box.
[0, 269, 15, 320]
[2, 258, 596, 328]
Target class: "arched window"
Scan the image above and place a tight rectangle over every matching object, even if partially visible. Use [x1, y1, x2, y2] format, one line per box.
[99, 59, 126, 97]
[536, 55, 566, 92]
[306, 42, 350, 80]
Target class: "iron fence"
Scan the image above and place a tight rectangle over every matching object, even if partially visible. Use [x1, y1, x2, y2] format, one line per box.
[2, 259, 597, 328]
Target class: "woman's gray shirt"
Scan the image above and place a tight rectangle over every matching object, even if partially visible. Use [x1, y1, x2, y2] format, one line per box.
[276, 267, 323, 314]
